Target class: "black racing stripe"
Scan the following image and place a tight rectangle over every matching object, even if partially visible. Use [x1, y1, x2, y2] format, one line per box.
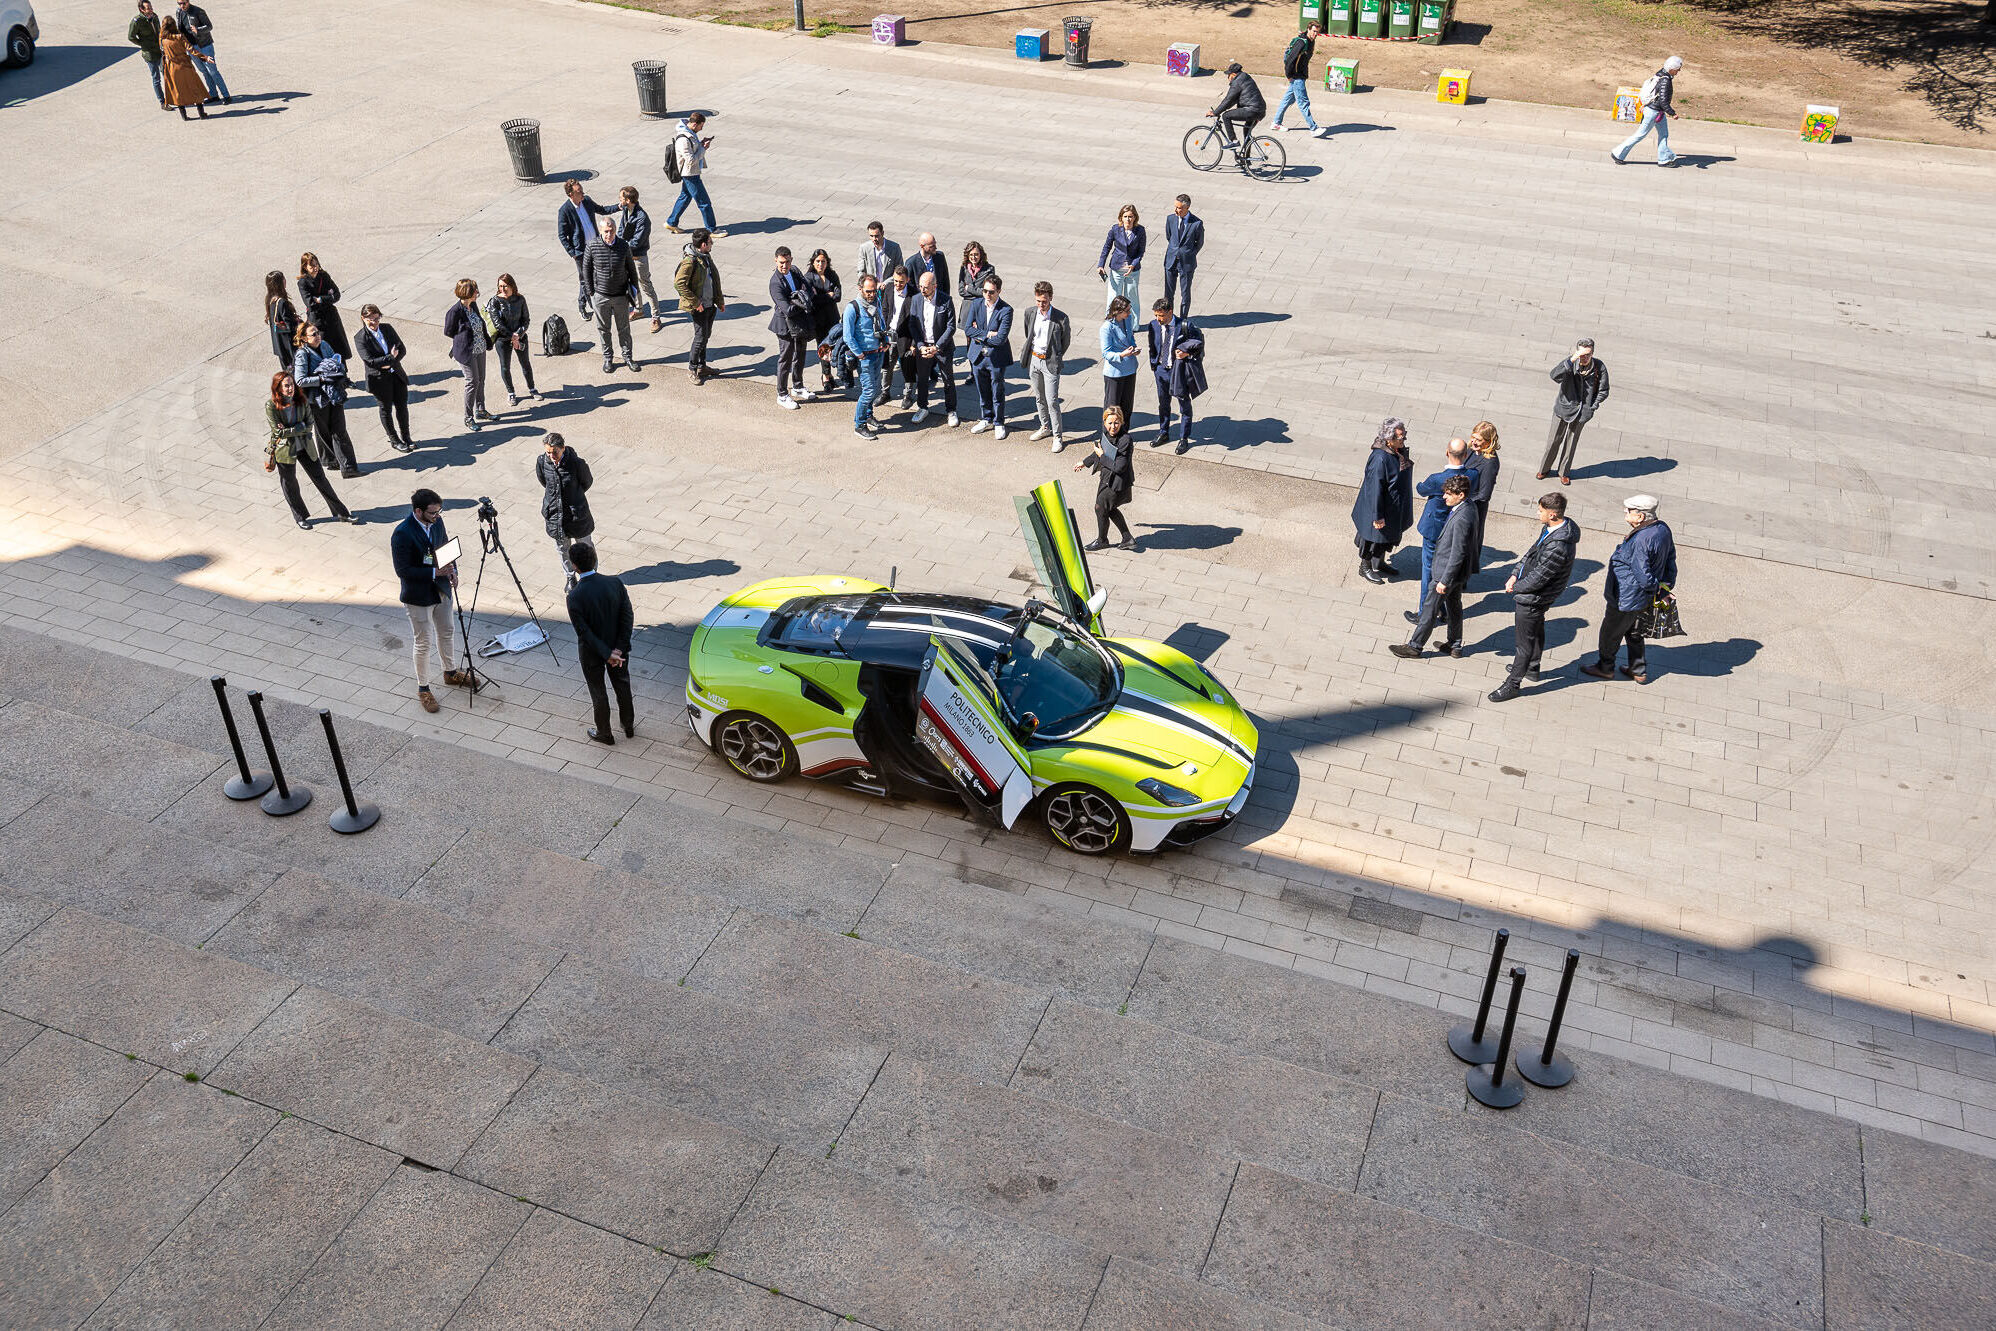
[1036, 739, 1179, 770]
[1115, 692, 1253, 764]
[1107, 641, 1213, 700]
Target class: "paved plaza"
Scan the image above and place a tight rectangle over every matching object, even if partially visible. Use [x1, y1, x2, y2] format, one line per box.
[2, 0, 1996, 1324]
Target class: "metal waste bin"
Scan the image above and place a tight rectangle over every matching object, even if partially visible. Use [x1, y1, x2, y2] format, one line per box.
[1355, 0, 1387, 38]
[632, 60, 668, 117]
[1416, 0, 1452, 42]
[1063, 16, 1091, 67]
[1324, 0, 1356, 34]
[1388, 0, 1418, 39]
[502, 118, 543, 182]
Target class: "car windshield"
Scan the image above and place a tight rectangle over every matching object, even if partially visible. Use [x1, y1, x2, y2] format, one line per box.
[993, 610, 1119, 738]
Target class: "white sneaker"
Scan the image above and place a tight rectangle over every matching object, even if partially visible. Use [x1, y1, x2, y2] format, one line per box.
[792, 388, 815, 402]
[1051, 434, 1065, 454]
[995, 425, 1009, 440]
[1030, 427, 1051, 442]
[1313, 127, 1331, 138]
[777, 395, 798, 410]
[946, 412, 960, 428]
[970, 420, 991, 434]
[911, 408, 929, 424]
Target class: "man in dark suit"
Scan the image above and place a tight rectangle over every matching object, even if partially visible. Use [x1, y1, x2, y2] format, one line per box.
[908, 232, 950, 301]
[1161, 194, 1204, 319]
[1391, 476, 1477, 659]
[768, 246, 816, 409]
[557, 180, 612, 320]
[905, 269, 957, 426]
[566, 542, 636, 744]
[389, 488, 470, 713]
[1407, 438, 1481, 624]
[963, 273, 1014, 438]
[356, 304, 413, 453]
[1145, 297, 1206, 454]
[878, 265, 920, 409]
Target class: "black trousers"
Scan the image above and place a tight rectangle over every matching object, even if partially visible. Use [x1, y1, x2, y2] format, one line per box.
[776, 335, 807, 396]
[496, 339, 536, 396]
[370, 374, 410, 443]
[914, 351, 958, 413]
[1095, 497, 1131, 543]
[1409, 583, 1463, 649]
[1103, 373, 1136, 419]
[687, 308, 716, 372]
[276, 456, 349, 522]
[1502, 607, 1546, 688]
[309, 400, 358, 472]
[1596, 605, 1646, 671]
[580, 648, 635, 736]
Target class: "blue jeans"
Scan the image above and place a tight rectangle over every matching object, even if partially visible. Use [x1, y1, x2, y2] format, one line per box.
[1274, 78, 1317, 131]
[668, 176, 715, 228]
[143, 58, 164, 103]
[854, 354, 880, 427]
[1613, 108, 1675, 164]
[191, 43, 230, 100]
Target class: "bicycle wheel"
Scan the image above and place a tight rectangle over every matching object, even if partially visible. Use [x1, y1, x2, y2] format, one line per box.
[1182, 124, 1225, 172]
[1243, 134, 1287, 181]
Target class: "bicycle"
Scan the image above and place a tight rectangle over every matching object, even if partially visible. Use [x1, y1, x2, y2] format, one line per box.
[1182, 113, 1286, 181]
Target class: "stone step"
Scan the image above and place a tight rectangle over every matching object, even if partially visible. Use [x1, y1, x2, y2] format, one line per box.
[1081, 1256, 1334, 1331]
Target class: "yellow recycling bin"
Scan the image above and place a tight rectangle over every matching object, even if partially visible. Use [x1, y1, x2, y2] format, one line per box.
[1437, 68, 1470, 104]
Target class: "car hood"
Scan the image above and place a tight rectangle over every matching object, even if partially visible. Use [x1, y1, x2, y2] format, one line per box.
[1088, 638, 1257, 774]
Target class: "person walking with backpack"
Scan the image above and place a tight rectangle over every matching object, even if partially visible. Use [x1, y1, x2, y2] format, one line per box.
[1613, 56, 1683, 165]
[1273, 21, 1326, 136]
[665, 112, 718, 235]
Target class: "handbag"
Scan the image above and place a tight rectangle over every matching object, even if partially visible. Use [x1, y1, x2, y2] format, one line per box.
[1636, 584, 1685, 640]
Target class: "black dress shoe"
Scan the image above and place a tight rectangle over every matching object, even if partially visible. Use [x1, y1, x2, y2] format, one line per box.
[623, 722, 636, 739]
[1524, 668, 1540, 683]
[1442, 642, 1465, 658]
[1488, 684, 1521, 703]
[1389, 643, 1422, 659]
[294, 517, 311, 530]
[1403, 610, 1419, 625]
[1579, 662, 1615, 680]
[340, 466, 361, 479]
[1173, 440, 1191, 455]
[1084, 538, 1108, 551]
[1117, 538, 1138, 551]
[1379, 564, 1400, 580]
[585, 727, 615, 746]
[1359, 565, 1385, 585]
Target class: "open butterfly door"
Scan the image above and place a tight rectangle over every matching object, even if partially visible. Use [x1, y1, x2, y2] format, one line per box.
[1015, 480, 1106, 635]
[915, 635, 1033, 828]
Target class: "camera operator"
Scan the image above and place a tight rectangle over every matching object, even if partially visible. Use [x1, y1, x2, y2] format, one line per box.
[536, 432, 595, 592]
[391, 488, 470, 713]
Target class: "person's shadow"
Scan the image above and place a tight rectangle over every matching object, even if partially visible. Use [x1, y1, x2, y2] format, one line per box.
[1567, 457, 1677, 482]
[1667, 155, 1737, 170]
[1133, 523, 1242, 553]
[621, 557, 742, 585]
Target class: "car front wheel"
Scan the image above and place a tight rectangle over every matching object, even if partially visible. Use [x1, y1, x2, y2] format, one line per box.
[713, 711, 797, 783]
[1040, 783, 1131, 856]
[4, 27, 33, 68]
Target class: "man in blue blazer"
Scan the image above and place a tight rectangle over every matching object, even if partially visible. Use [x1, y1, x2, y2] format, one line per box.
[1162, 194, 1204, 319]
[1408, 438, 1481, 622]
[389, 488, 470, 713]
[556, 180, 612, 320]
[1145, 297, 1206, 454]
[964, 273, 1014, 438]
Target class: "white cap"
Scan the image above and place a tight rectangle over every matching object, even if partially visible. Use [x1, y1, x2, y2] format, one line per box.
[1624, 494, 1660, 514]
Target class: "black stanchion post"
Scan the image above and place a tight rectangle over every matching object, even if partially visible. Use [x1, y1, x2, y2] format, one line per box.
[1467, 966, 1527, 1109]
[318, 710, 380, 835]
[1519, 948, 1580, 1088]
[210, 675, 272, 801]
[245, 691, 312, 817]
[1447, 927, 1509, 1064]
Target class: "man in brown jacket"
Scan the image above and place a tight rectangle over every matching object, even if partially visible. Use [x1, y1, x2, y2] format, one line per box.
[673, 229, 726, 384]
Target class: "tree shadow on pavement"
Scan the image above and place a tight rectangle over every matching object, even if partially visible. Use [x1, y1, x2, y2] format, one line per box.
[0, 46, 131, 105]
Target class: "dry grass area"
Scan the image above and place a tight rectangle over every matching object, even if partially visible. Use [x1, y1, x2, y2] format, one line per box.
[598, 0, 1996, 147]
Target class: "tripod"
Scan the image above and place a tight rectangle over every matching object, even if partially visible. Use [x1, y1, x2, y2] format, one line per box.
[457, 499, 560, 708]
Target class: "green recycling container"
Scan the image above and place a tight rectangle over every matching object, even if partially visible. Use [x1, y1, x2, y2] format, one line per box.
[1387, 0, 1418, 39]
[1416, 0, 1451, 42]
[1323, 0, 1356, 35]
[1298, 0, 1324, 30]
[1355, 0, 1386, 38]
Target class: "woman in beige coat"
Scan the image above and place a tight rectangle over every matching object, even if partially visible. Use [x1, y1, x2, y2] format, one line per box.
[159, 16, 210, 119]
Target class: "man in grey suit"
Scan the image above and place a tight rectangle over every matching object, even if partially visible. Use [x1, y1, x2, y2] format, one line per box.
[1162, 194, 1204, 318]
[1391, 476, 1477, 660]
[856, 221, 903, 293]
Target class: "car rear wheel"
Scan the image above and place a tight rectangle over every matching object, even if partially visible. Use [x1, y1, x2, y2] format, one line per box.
[1040, 783, 1131, 856]
[4, 27, 32, 68]
[713, 711, 797, 783]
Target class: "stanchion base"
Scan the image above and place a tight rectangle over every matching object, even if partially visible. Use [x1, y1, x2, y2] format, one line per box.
[259, 785, 313, 817]
[1518, 1048, 1574, 1089]
[1467, 1064, 1524, 1109]
[329, 803, 381, 835]
[1448, 1023, 1501, 1066]
[224, 773, 274, 801]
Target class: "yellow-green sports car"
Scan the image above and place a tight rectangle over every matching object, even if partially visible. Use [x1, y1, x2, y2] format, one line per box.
[684, 482, 1257, 855]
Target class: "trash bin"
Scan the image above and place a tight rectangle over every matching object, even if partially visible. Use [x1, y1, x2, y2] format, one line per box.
[632, 60, 667, 117]
[1416, 0, 1451, 43]
[1388, 0, 1418, 39]
[1063, 16, 1091, 67]
[501, 118, 543, 182]
[1324, 0, 1356, 34]
[1298, 0, 1324, 29]
[1324, 56, 1359, 94]
[1355, 0, 1387, 38]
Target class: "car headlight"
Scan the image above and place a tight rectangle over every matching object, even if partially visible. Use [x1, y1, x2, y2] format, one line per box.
[1136, 778, 1202, 807]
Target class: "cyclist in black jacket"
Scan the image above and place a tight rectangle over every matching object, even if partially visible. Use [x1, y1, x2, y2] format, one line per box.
[1211, 63, 1266, 155]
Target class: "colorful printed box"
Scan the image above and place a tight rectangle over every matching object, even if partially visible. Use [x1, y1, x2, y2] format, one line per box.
[1801, 104, 1839, 143]
[1437, 67, 1470, 104]
[1016, 28, 1051, 60]
[1324, 57, 1358, 94]
[871, 14, 904, 45]
[1613, 86, 1642, 122]
[1167, 42, 1200, 77]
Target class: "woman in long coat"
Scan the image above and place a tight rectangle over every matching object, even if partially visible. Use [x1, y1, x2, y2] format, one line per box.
[1076, 405, 1137, 551]
[158, 16, 209, 119]
[297, 253, 352, 360]
[1351, 417, 1414, 584]
[801, 249, 843, 393]
[264, 272, 299, 368]
[1468, 419, 1501, 573]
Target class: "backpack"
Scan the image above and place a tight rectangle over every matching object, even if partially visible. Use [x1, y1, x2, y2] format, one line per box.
[663, 134, 685, 184]
[541, 314, 569, 356]
[1639, 72, 1663, 108]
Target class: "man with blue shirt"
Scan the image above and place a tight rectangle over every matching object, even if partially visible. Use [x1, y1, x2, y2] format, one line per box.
[1489, 493, 1579, 702]
[557, 180, 612, 321]
[1406, 437, 1481, 626]
[841, 273, 887, 440]
[1161, 194, 1203, 319]
[390, 489, 471, 713]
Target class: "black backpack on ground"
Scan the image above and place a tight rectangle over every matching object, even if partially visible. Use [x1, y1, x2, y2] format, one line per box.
[542, 314, 570, 356]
